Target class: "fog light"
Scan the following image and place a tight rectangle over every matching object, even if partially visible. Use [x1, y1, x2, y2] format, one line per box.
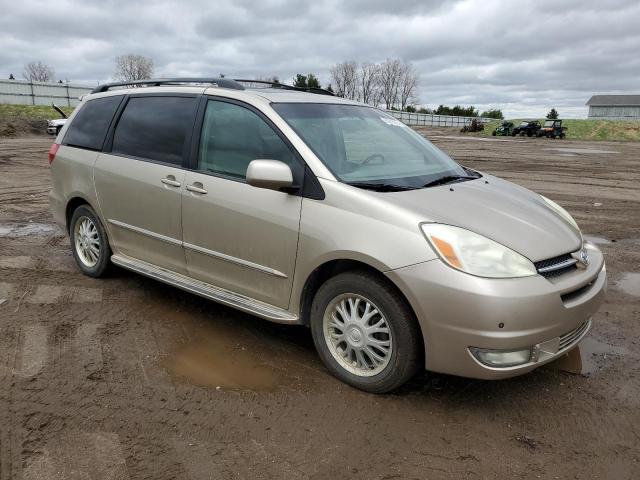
[469, 347, 532, 368]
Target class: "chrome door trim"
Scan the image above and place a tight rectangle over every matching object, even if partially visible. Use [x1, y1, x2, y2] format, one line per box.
[111, 253, 299, 324]
[183, 241, 288, 278]
[108, 219, 182, 246]
[108, 219, 287, 278]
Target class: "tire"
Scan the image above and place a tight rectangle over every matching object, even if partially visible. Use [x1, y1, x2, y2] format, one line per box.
[527, 130, 533, 137]
[310, 270, 421, 393]
[69, 204, 111, 277]
[492, 130, 497, 136]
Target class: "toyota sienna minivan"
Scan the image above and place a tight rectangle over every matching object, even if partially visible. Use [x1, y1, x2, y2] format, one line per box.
[49, 78, 606, 393]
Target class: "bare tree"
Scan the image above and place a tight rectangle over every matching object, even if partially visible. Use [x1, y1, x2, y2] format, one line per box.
[23, 61, 55, 82]
[114, 54, 154, 82]
[359, 62, 380, 105]
[399, 62, 419, 110]
[378, 59, 403, 109]
[330, 61, 359, 100]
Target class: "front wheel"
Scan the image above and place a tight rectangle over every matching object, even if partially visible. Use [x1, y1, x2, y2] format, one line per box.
[69, 205, 111, 277]
[310, 271, 421, 393]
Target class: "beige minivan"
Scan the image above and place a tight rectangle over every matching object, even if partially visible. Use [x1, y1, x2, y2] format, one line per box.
[49, 78, 606, 392]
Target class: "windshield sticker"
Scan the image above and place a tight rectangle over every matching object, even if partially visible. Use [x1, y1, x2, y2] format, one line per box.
[379, 117, 407, 127]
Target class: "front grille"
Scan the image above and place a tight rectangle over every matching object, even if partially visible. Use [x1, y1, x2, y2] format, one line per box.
[534, 253, 578, 278]
[559, 320, 590, 350]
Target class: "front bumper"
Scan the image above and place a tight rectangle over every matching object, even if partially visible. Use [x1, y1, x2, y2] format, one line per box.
[386, 242, 606, 379]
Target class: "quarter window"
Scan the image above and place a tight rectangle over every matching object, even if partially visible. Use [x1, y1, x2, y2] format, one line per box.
[112, 96, 197, 166]
[198, 100, 298, 179]
[63, 95, 122, 150]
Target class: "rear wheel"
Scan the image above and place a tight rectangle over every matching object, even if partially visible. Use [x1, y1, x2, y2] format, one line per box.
[69, 205, 111, 277]
[310, 271, 421, 393]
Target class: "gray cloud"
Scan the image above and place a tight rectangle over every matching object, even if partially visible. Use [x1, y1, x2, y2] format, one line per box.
[1, 0, 638, 117]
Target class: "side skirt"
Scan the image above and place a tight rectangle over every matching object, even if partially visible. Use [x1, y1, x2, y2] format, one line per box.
[111, 254, 300, 325]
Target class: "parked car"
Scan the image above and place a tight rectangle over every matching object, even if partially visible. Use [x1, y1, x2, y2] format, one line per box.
[47, 104, 67, 135]
[492, 120, 514, 136]
[511, 120, 541, 137]
[48, 78, 606, 393]
[537, 119, 567, 139]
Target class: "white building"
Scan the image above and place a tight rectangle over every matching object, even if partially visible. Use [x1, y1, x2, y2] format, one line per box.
[586, 95, 640, 120]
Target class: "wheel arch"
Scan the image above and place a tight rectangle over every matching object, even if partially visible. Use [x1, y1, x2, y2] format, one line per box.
[299, 258, 425, 367]
[298, 258, 426, 366]
[65, 195, 96, 232]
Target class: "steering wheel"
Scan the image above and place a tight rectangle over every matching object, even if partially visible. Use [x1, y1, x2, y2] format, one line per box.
[361, 153, 385, 167]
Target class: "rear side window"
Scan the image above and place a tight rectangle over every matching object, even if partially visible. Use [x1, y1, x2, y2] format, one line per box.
[112, 96, 197, 166]
[63, 95, 122, 150]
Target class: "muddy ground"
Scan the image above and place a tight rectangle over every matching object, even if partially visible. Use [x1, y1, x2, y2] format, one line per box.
[0, 133, 639, 479]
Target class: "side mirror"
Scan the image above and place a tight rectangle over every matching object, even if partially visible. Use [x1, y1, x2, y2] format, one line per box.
[246, 159, 294, 192]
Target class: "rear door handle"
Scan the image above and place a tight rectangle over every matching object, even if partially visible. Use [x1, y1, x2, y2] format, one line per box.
[186, 183, 208, 194]
[161, 175, 181, 187]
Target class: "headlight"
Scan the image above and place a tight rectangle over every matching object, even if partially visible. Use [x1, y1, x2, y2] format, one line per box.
[421, 224, 536, 278]
[541, 195, 580, 231]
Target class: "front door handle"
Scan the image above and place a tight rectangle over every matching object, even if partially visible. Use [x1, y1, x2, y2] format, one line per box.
[186, 183, 208, 194]
[161, 175, 181, 187]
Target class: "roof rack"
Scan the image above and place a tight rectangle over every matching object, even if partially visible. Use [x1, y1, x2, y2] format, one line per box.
[90, 77, 335, 97]
[90, 77, 245, 94]
[234, 79, 335, 96]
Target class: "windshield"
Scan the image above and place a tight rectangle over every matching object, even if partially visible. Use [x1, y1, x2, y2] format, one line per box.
[544, 120, 555, 127]
[272, 103, 468, 188]
[519, 121, 529, 127]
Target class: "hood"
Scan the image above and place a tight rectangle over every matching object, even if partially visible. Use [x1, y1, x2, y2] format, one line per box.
[48, 119, 66, 126]
[386, 175, 582, 262]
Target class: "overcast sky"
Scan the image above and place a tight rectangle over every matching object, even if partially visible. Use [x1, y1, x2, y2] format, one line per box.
[2, 0, 639, 117]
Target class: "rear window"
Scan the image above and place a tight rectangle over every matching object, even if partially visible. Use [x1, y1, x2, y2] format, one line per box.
[63, 95, 122, 150]
[111, 96, 197, 165]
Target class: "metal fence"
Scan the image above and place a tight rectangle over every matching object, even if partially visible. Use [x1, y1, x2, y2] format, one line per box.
[0, 80, 93, 107]
[386, 110, 493, 128]
[0, 80, 494, 127]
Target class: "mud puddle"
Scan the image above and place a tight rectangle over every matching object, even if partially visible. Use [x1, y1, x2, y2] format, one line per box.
[583, 235, 611, 245]
[545, 147, 619, 155]
[615, 272, 640, 297]
[546, 337, 628, 376]
[161, 325, 279, 391]
[0, 222, 62, 238]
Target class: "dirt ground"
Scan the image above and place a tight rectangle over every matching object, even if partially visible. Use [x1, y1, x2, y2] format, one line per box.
[0, 133, 639, 479]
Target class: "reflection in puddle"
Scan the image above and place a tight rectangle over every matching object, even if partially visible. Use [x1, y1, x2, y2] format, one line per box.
[0, 223, 63, 238]
[616, 272, 640, 297]
[583, 235, 611, 245]
[546, 337, 627, 376]
[162, 328, 279, 391]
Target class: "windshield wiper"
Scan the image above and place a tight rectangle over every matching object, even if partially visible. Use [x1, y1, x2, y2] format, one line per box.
[422, 174, 479, 188]
[347, 182, 417, 192]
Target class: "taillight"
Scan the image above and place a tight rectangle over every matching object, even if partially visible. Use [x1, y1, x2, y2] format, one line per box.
[48, 144, 60, 165]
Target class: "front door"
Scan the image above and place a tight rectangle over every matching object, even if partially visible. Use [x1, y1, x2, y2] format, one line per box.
[181, 98, 303, 308]
[94, 95, 198, 274]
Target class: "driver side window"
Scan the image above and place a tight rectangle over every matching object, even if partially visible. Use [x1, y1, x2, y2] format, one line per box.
[198, 100, 298, 180]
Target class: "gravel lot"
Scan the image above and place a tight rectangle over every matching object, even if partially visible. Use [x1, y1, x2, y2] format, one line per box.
[0, 134, 639, 479]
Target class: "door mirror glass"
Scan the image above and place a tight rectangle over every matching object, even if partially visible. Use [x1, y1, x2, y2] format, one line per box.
[246, 160, 293, 191]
